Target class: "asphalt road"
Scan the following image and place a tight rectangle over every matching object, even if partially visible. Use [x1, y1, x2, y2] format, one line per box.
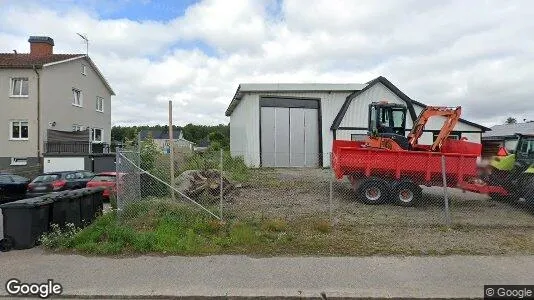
[1, 249, 533, 298]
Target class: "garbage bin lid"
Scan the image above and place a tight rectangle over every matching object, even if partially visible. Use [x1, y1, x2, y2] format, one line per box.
[0, 196, 53, 208]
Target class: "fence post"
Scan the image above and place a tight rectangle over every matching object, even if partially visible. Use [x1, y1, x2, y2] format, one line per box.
[329, 152, 333, 223]
[115, 146, 122, 222]
[219, 148, 224, 220]
[441, 155, 451, 226]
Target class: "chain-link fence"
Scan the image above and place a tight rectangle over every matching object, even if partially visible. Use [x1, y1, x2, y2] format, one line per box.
[115, 147, 221, 222]
[115, 147, 534, 228]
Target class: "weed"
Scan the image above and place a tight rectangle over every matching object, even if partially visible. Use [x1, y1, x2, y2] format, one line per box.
[314, 220, 332, 233]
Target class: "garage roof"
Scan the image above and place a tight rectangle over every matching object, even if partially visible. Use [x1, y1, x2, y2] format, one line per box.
[225, 83, 366, 116]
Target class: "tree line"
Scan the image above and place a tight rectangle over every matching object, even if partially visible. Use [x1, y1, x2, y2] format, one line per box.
[111, 123, 230, 148]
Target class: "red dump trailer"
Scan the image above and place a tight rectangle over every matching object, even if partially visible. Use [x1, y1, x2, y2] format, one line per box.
[331, 139, 508, 206]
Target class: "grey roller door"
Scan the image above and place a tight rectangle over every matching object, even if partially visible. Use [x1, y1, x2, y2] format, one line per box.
[260, 107, 290, 167]
[290, 108, 305, 166]
[261, 106, 319, 167]
[304, 108, 319, 167]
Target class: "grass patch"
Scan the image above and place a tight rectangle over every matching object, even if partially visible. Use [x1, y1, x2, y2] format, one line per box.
[41, 199, 534, 256]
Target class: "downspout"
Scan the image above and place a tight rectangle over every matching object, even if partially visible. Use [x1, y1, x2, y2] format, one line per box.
[32, 65, 41, 171]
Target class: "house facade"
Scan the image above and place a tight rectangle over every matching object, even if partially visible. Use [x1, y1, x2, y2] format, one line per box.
[139, 129, 195, 152]
[481, 122, 534, 158]
[226, 76, 489, 168]
[0, 36, 114, 172]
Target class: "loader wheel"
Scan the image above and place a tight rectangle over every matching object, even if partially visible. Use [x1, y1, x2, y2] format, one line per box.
[392, 180, 422, 207]
[357, 178, 390, 205]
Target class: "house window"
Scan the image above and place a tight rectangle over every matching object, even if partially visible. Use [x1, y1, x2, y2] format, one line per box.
[81, 64, 87, 76]
[96, 97, 104, 112]
[433, 131, 461, 141]
[351, 134, 368, 141]
[10, 157, 27, 166]
[72, 124, 85, 131]
[10, 78, 29, 97]
[10, 121, 29, 140]
[72, 88, 82, 106]
[92, 128, 103, 143]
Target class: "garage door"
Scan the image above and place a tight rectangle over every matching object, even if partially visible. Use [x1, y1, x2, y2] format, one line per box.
[260, 98, 320, 167]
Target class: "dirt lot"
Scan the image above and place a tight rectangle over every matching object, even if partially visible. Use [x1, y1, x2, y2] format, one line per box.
[224, 168, 534, 255]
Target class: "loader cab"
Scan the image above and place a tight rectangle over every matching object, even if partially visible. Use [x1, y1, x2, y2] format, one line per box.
[514, 134, 534, 168]
[368, 102, 407, 136]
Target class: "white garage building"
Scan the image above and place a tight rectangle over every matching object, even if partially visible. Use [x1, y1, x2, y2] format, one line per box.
[226, 76, 489, 168]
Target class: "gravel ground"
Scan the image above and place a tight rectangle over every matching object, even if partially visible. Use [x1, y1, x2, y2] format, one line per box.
[223, 168, 534, 255]
[228, 168, 534, 227]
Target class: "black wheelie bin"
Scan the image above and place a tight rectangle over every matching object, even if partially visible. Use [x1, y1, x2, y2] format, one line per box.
[0, 196, 53, 251]
[79, 188, 95, 226]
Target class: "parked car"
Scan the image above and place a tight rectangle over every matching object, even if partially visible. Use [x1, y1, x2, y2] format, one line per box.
[0, 173, 30, 203]
[86, 172, 121, 200]
[27, 171, 94, 197]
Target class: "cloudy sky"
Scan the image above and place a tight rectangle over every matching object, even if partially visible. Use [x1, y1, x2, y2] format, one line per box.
[1, 0, 532, 127]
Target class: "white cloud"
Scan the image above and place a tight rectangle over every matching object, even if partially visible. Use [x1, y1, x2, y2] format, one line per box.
[1, 0, 534, 127]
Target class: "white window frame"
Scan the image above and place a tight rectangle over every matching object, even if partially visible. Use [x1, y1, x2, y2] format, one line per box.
[92, 128, 103, 143]
[9, 120, 29, 140]
[10, 157, 28, 166]
[96, 96, 104, 113]
[72, 124, 85, 131]
[72, 88, 83, 107]
[10, 77, 29, 97]
[81, 64, 87, 76]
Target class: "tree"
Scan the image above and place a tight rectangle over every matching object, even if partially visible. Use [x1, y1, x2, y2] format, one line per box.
[139, 134, 160, 171]
[505, 117, 517, 124]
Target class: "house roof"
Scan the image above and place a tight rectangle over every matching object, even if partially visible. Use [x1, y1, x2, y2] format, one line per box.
[0, 53, 82, 68]
[139, 129, 183, 140]
[0, 53, 115, 95]
[225, 83, 366, 116]
[482, 122, 534, 140]
[196, 137, 211, 148]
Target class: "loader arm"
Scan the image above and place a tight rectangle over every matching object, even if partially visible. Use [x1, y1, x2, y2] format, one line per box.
[407, 106, 462, 151]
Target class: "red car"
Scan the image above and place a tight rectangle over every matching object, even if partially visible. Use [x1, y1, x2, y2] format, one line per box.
[86, 172, 122, 200]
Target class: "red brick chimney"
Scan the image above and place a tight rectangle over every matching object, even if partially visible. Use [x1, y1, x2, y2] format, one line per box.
[28, 36, 54, 57]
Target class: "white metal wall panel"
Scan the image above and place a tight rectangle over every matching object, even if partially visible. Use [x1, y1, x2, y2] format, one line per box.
[412, 104, 483, 132]
[260, 107, 276, 167]
[339, 83, 413, 129]
[230, 93, 260, 167]
[44, 157, 85, 172]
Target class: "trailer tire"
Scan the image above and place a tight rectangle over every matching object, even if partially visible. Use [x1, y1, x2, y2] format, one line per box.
[357, 178, 390, 205]
[392, 180, 422, 207]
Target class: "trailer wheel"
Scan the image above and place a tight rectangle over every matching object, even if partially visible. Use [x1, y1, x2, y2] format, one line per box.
[489, 193, 517, 203]
[392, 180, 422, 207]
[357, 178, 390, 205]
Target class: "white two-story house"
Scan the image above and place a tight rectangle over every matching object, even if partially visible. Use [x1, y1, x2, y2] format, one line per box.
[0, 36, 115, 172]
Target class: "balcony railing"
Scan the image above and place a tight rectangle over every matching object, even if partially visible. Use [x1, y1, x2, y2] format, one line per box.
[44, 141, 112, 154]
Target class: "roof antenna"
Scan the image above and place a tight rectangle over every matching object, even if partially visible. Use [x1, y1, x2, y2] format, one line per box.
[76, 33, 89, 55]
